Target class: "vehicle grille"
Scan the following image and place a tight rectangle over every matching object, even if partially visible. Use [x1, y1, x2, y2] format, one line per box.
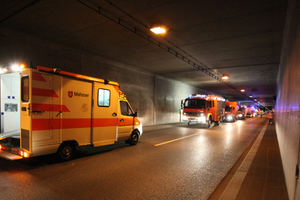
[185, 112, 200, 116]
[21, 129, 29, 151]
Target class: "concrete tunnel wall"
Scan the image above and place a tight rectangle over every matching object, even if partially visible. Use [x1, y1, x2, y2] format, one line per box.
[0, 27, 205, 127]
[276, 0, 300, 199]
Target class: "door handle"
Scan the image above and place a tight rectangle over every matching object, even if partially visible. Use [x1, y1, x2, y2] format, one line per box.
[120, 119, 124, 122]
[56, 111, 62, 117]
[32, 110, 44, 115]
[112, 112, 117, 117]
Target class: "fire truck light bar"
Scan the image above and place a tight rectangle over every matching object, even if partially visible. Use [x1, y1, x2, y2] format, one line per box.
[189, 94, 225, 101]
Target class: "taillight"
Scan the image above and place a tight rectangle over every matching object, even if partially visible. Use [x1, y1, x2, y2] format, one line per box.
[19, 150, 29, 158]
[23, 152, 29, 158]
[0, 144, 2, 150]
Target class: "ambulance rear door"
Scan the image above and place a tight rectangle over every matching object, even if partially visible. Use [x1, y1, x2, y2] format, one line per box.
[20, 69, 62, 156]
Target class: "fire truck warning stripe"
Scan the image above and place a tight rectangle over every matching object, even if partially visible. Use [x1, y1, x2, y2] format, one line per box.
[32, 88, 59, 98]
[32, 103, 70, 112]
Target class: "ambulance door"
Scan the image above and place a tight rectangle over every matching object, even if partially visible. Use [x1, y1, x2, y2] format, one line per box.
[117, 100, 134, 141]
[92, 83, 118, 147]
[20, 69, 32, 153]
[21, 69, 61, 156]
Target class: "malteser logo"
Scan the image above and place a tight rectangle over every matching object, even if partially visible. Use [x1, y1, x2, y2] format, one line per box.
[68, 91, 89, 98]
[68, 91, 73, 98]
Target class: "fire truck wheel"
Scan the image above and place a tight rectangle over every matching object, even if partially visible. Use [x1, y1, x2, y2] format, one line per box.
[129, 130, 139, 145]
[207, 118, 212, 128]
[58, 142, 76, 161]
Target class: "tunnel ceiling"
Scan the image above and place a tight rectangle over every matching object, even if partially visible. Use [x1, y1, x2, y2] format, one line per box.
[0, 0, 288, 107]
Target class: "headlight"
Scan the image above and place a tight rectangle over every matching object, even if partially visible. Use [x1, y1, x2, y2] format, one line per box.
[199, 116, 206, 121]
[227, 116, 233, 120]
[238, 114, 243, 117]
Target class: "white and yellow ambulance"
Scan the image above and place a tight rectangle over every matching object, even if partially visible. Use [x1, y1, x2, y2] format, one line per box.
[0, 65, 142, 160]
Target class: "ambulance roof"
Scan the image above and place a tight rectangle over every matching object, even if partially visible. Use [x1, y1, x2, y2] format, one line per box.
[36, 66, 119, 86]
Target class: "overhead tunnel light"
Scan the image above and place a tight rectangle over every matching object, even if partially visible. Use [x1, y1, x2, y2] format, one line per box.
[222, 74, 229, 80]
[150, 26, 166, 34]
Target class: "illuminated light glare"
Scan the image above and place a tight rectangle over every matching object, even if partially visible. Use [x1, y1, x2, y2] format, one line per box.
[0, 144, 2, 149]
[11, 64, 25, 72]
[12, 64, 19, 71]
[237, 120, 243, 127]
[0, 68, 8, 74]
[24, 152, 29, 158]
[222, 74, 229, 80]
[240, 89, 245, 92]
[150, 27, 166, 34]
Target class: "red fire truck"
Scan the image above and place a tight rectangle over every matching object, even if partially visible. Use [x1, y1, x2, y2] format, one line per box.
[181, 94, 226, 127]
[223, 101, 239, 122]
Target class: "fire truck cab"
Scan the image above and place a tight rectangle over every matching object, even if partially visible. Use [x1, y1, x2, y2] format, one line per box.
[182, 94, 225, 128]
[223, 102, 239, 122]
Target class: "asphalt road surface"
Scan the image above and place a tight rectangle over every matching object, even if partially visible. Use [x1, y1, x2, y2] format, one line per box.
[0, 117, 267, 200]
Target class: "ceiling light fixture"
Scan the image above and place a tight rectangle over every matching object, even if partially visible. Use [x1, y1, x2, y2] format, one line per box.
[222, 74, 229, 80]
[240, 88, 245, 92]
[150, 26, 166, 34]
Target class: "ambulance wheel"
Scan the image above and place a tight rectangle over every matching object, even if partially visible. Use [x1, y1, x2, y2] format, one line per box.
[129, 130, 139, 145]
[58, 142, 76, 161]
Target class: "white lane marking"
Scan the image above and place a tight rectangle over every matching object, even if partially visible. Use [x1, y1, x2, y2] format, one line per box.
[154, 133, 199, 146]
[219, 121, 269, 200]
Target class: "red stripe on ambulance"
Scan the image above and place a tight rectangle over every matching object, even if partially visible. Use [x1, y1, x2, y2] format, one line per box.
[32, 88, 59, 97]
[32, 103, 70, 112]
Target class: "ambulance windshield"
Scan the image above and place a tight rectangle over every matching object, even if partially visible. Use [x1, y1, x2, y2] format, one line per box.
[184, 99, 206, 109]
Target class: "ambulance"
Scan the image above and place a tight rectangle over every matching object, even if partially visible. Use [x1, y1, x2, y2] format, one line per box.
[223, 101, 239, 122]
[0, 64, 143, 160]
[181, 94, 226, 127]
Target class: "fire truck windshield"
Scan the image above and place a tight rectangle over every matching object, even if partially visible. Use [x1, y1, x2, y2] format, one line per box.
[184, 99, 206, 109]
[225, 106, 232, 112]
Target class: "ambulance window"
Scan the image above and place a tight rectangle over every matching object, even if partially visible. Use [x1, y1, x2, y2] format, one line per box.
[21, 76, 29, 102]
[120, 101, 133, 116]
[98, 89, 110, 107]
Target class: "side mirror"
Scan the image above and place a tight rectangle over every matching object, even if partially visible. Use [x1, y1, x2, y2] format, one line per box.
[133, 109, 138, 117]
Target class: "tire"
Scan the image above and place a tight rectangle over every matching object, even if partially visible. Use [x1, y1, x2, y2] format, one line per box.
[215, 118, 220, 126]
[57, 142, 76, 161]
[207, 118, 211, 128]
[129, 130, 139, 145]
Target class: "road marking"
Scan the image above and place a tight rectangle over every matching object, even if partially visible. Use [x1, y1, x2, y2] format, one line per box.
[219, 121, 269, 200]
[154, 133, 199, 146]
